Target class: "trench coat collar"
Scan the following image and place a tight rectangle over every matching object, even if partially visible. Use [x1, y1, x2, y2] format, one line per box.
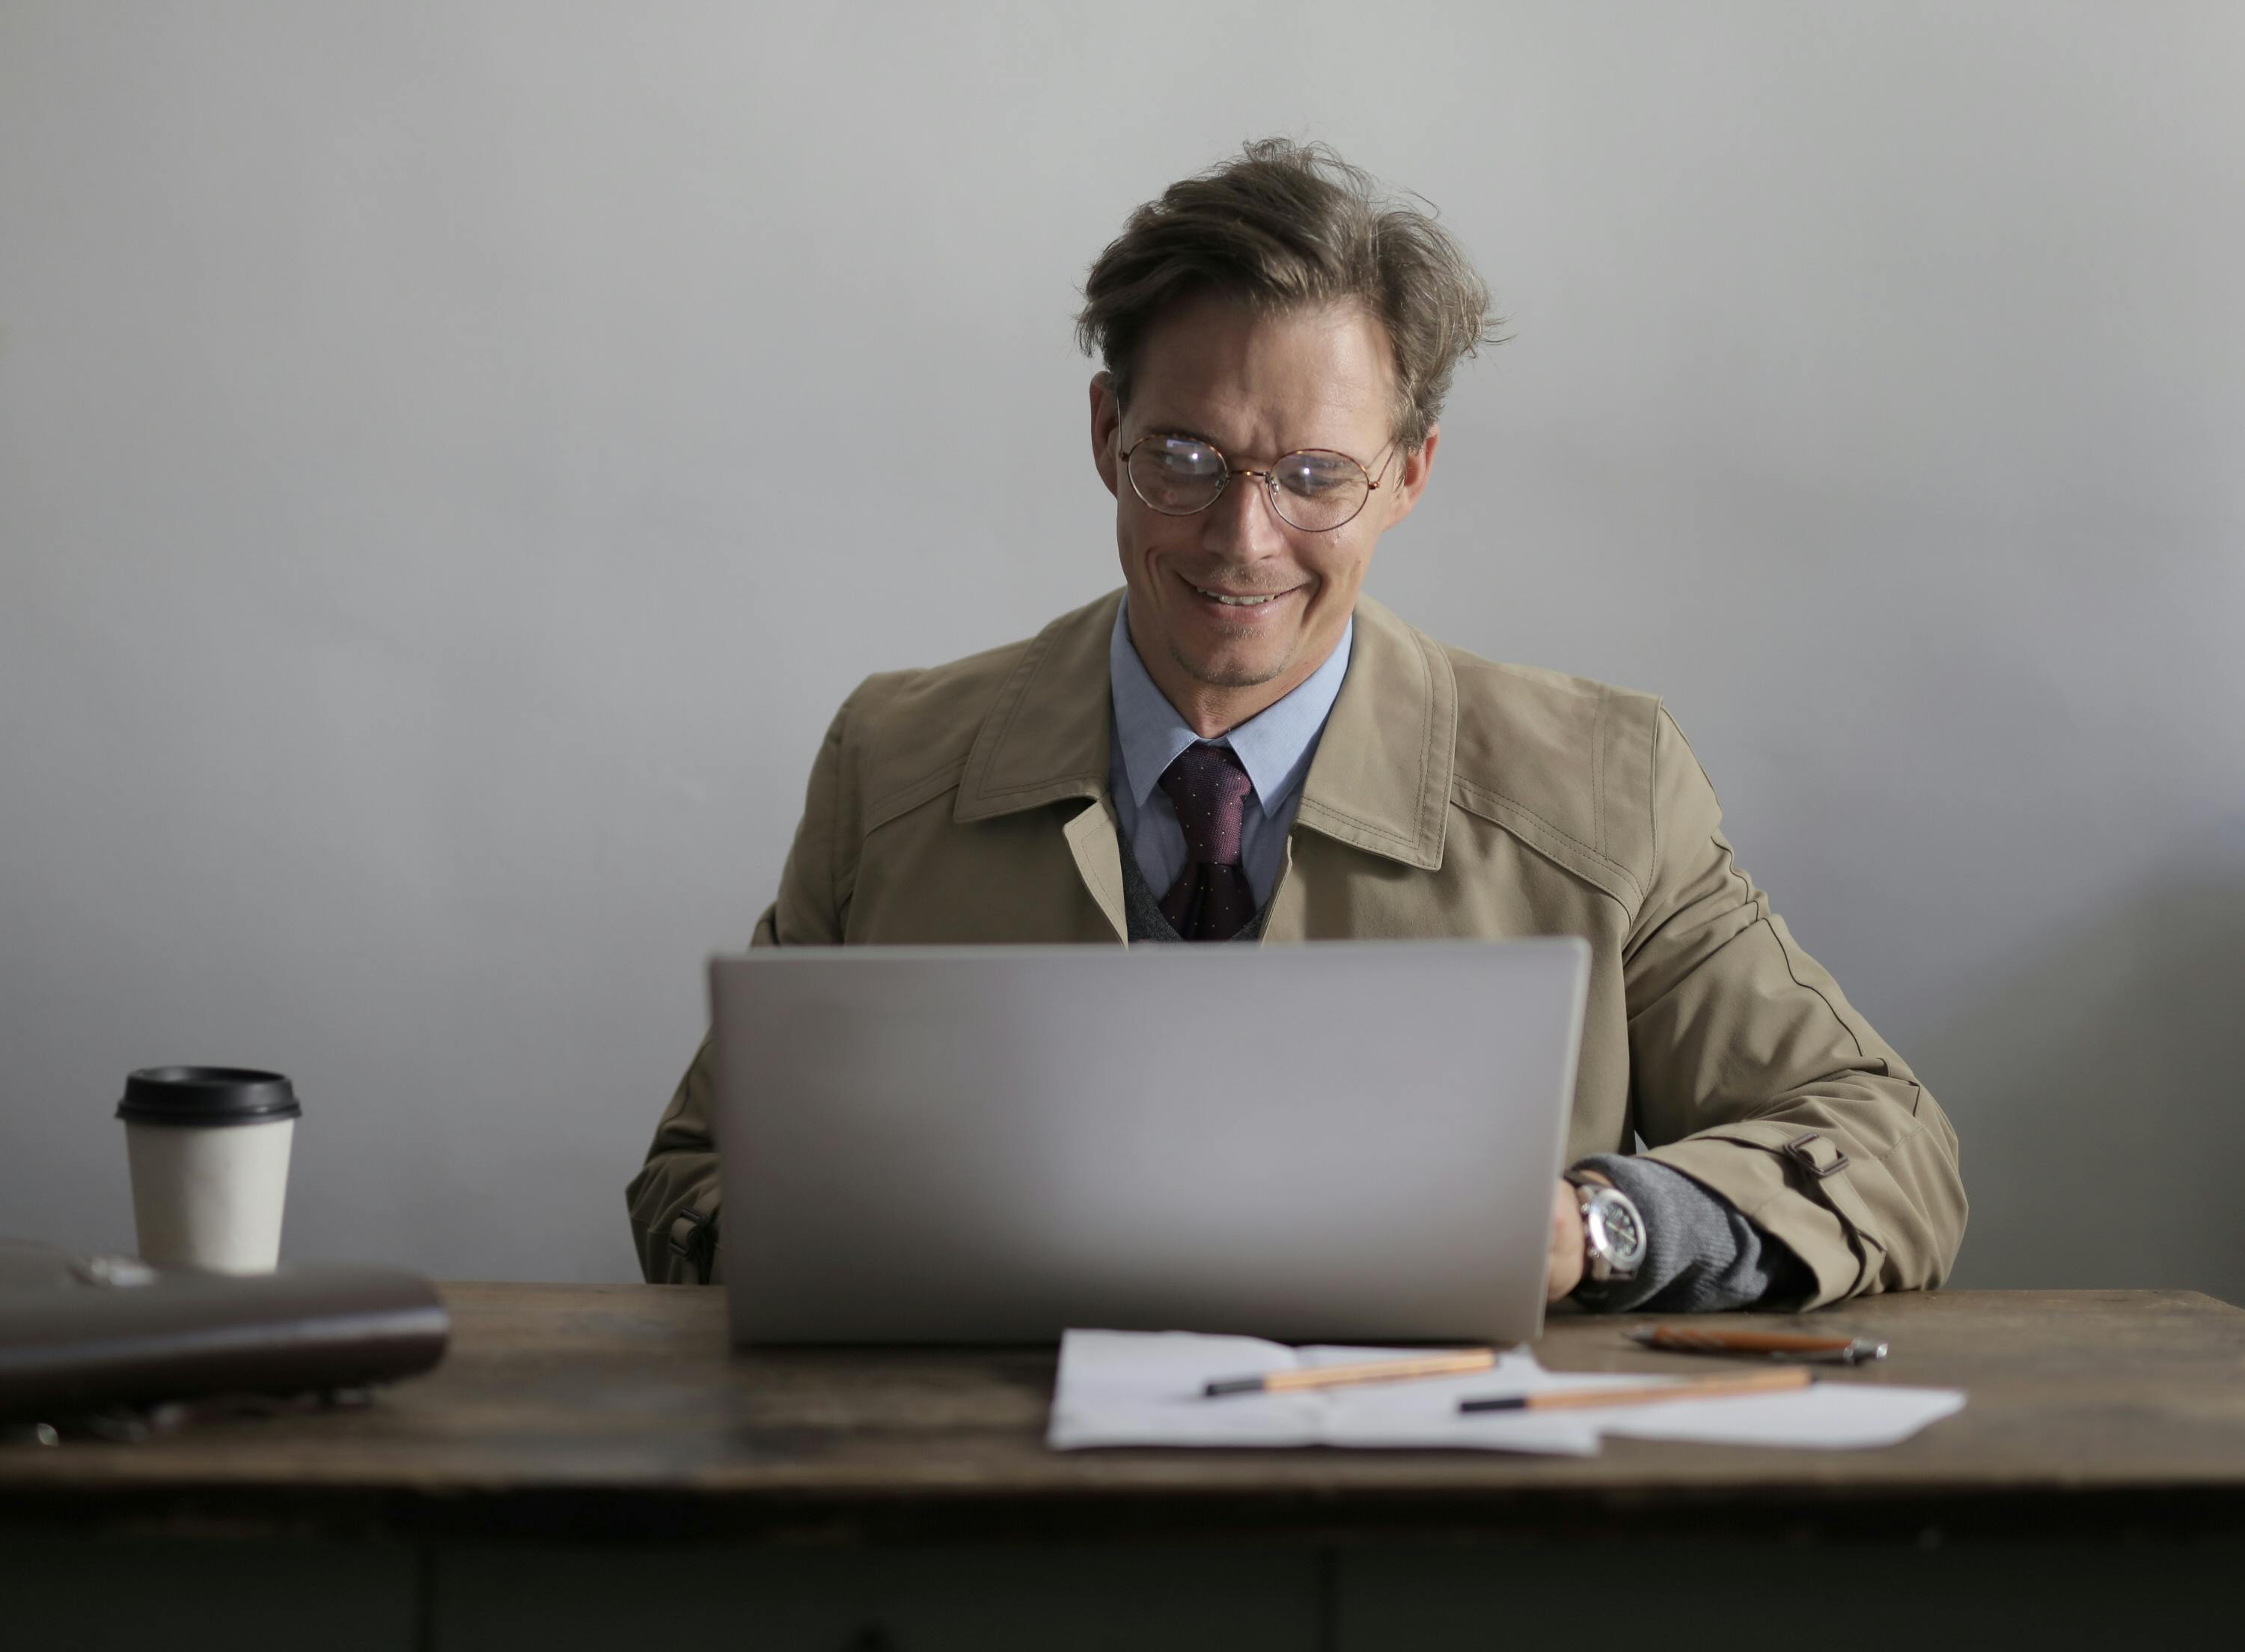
[954, 587, 1456, 871]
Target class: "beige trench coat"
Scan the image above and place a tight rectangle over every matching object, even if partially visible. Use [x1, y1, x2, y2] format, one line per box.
[628, 590, 1966, 1305]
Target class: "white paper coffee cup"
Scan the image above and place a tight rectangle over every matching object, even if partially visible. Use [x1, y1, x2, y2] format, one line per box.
[117, 1067, 302, 1273]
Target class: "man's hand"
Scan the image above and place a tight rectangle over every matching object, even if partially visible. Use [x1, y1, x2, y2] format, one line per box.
[1546, 1178, 1583, 1301]
[1545, 1171, 1613, 1302]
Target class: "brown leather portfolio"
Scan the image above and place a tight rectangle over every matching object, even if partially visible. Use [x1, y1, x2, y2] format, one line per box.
[0, 1238, 450, 1426]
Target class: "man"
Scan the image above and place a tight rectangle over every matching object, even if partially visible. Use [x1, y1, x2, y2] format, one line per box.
[628, 140, 1966, 1310]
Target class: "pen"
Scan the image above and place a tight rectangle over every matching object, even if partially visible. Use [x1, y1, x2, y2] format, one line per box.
[1203, 1348, 1497, 1398]
[1627, 1326, 1888, 1364]
[1459, 1364, 1813, 1413]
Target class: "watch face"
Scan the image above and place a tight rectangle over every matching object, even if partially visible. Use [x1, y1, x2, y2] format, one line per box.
[1589, 1191, 1647, 1270]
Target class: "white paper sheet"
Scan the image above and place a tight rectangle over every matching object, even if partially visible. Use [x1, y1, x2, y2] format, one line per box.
[1046, 1330, 1965, 1454]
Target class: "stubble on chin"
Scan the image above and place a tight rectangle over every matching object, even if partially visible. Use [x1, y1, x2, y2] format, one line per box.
[1167, 631, 1291, 691]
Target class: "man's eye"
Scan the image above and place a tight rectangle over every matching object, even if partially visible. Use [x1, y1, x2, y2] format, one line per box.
[1280, 460, 1350, 495]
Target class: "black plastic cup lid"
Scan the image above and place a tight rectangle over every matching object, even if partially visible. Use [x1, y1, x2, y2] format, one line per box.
[115, 1066, 302, 1128]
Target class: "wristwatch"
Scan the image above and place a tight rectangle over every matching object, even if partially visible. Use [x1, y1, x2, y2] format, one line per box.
[1568, 1177, 1647, 1284]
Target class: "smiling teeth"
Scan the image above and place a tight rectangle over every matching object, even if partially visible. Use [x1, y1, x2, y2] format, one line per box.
[1198, 588, 1283, 606]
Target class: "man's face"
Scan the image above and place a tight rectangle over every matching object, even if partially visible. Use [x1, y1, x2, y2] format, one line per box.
[1090, 292, 1437, 732]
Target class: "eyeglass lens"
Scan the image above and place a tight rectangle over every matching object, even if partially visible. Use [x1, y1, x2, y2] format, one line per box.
[1127, 436, 1372, 532]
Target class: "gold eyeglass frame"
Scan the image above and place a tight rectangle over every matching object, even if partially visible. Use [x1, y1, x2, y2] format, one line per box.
[1119, 433, 1399, 533]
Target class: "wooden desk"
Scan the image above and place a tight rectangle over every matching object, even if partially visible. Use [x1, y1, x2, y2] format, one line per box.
[5, 1285, 2244, 1650]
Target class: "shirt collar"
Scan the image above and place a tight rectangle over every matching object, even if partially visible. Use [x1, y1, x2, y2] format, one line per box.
[1108, 597, 1354, 816]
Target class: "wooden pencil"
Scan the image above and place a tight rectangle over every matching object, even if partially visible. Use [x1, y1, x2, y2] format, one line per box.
[1203, 1348, 1497, 1398]
[1459, 1364, 1813, 1413]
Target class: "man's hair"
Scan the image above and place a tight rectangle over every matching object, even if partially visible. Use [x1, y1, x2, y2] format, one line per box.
[1076, 138, 1501, 452]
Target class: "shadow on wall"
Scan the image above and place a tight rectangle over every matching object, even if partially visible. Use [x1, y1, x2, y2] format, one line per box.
[1915, 863, 2245, 1308]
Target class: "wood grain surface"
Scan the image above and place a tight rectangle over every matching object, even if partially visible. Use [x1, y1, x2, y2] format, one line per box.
[6, 1285, 2245, 1543]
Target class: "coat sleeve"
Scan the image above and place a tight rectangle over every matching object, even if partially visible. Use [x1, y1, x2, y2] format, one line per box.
[624, 693, 856, 1283]
[1622, 707, 1967, 1307]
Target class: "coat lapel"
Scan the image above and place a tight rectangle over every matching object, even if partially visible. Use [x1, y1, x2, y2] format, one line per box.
[1060, 797, 1128, 941]
[953, 590, 1126, 940]
[1292, 593, 1456, 872]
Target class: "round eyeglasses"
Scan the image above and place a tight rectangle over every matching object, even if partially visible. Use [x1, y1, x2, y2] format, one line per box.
[1120, 434, 1395, 533]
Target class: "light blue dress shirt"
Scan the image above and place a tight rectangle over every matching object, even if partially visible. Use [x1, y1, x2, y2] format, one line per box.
[1107, 598, 1354, 908]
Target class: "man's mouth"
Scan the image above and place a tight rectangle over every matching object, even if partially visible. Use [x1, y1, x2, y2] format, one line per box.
[1189, 584, 1292, 608]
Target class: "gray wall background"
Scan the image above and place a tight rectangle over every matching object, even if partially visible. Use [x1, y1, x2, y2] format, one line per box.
[4, 2, 2242, 1296]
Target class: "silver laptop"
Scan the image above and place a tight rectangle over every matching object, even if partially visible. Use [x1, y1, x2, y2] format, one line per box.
[709, 939, 1589, 1346]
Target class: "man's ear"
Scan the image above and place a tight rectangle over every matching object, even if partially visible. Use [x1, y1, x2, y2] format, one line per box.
[1383, 424, 1441, 528]
[1090, 371, 1122, 500]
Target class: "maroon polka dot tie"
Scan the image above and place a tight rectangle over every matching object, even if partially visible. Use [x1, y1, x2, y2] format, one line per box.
[1157, 743, 1258, 941]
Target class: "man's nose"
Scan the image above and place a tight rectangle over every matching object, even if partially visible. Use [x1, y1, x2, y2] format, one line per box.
[1200, 472, 1288, 558]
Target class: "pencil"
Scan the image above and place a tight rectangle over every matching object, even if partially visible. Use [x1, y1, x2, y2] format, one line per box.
[1459, 1364, 1813, 1413]
[1627, 1325, 1887, 1363]
[1203, 1348, 1497, 1398]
